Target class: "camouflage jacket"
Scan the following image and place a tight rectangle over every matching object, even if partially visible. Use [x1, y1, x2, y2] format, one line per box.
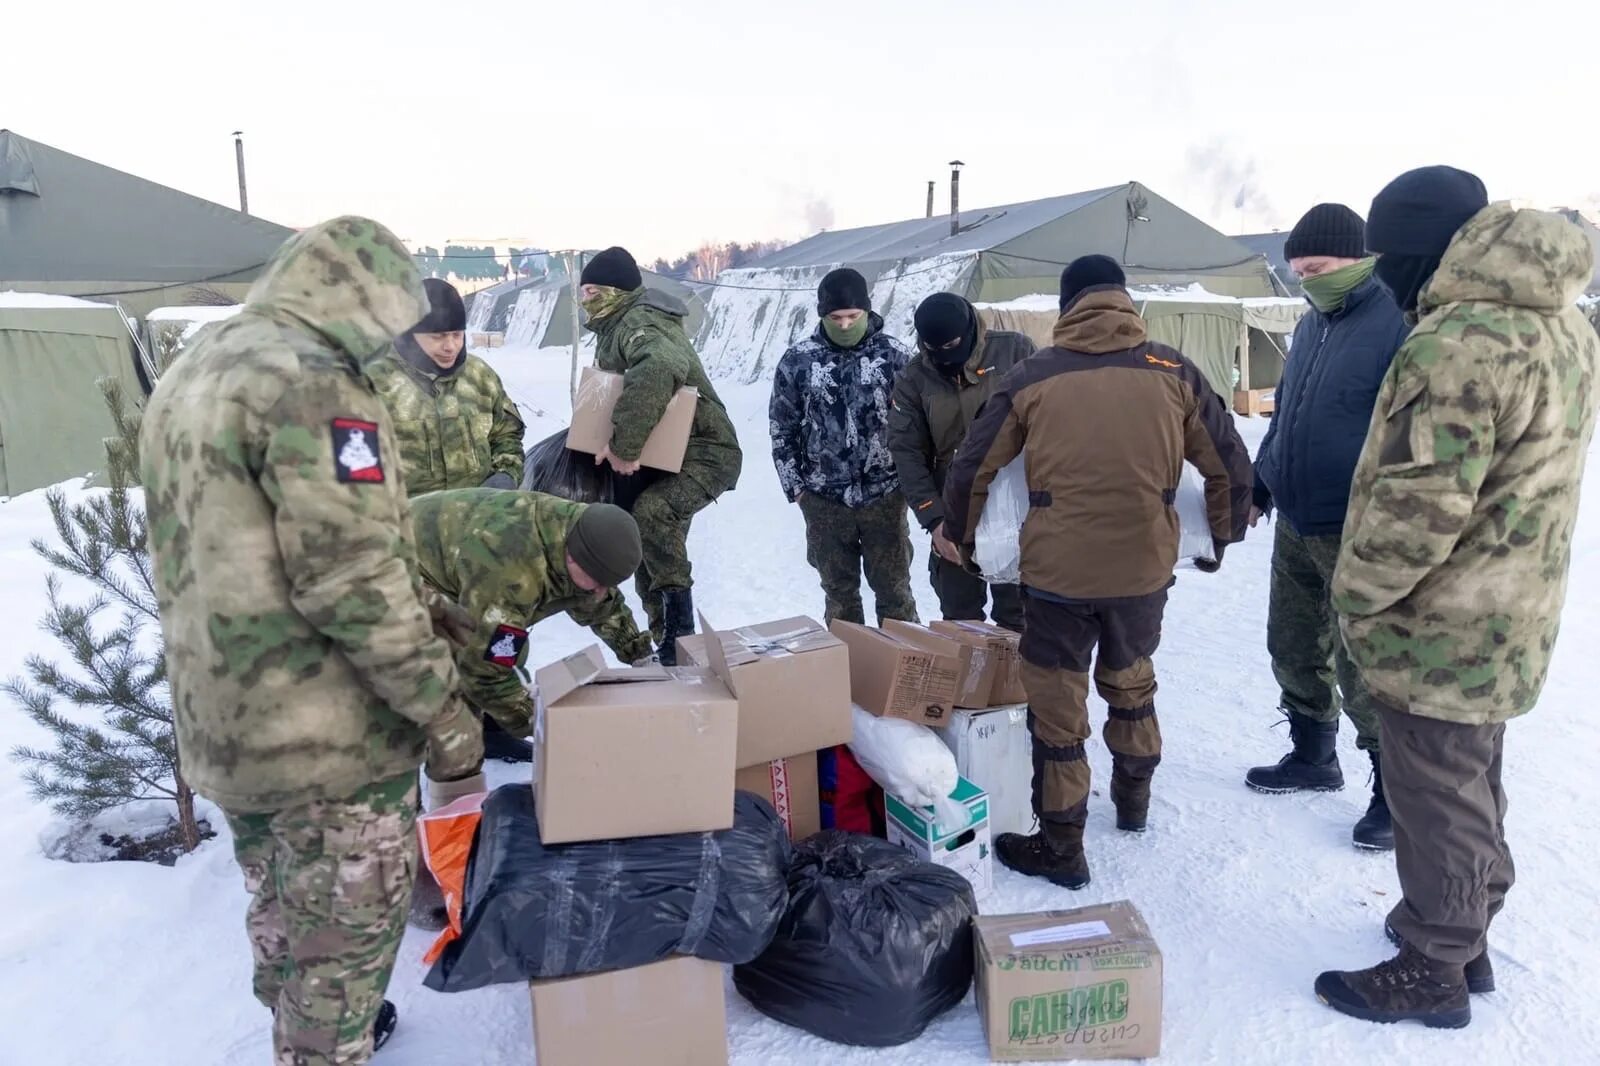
[769, 315, 912, 507]
[410, 489, 653, 732]
[589, 289, 742, 495]
[139, 217, 461, 813]
[1333, 204, 1598, 725]
[365, 346, 525, 495]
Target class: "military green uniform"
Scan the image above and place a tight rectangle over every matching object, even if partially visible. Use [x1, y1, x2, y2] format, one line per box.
[140, 218, 478, 1066]
[588, 288, 742, 639]
[365, 348, 525, 495]
[411, 488, 653, 735]
[1334, 204, 1598, 965]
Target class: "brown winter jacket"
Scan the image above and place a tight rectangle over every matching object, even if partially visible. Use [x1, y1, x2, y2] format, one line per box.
[943, 285, 1254, 600]
[888, 314, 1036, 531]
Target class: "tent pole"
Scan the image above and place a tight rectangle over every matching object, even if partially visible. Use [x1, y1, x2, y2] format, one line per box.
[1238, 319, 1251, 392]
[566, 251, 583, 406]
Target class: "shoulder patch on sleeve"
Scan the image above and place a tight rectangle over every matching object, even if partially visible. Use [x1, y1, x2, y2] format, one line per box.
[330, 418, 384, 483]
[483, 623, 529, 668]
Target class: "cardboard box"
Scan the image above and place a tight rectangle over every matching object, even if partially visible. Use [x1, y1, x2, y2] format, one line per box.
[830, 620, 959, 727]
[678, 616, 852, 767]
[940, 704, 1035, 837]
[568, 366, 699, 473]
[529, 955, 728, 1066]
[885, 776, 993, 899]
[533, 645, 738, 844]
[974, 902, 1163, 1061]
[1233, 387, 1275, 418]
[735, 752, 821, 841]
[932, 619, 1026, 705]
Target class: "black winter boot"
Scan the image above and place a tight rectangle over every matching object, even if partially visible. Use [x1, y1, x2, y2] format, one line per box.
[1385, 920, 1495, 994]
[1315, 943, 1471, 1029]
[372, 1000, 398, 1050]
[1352, 751, 1395, 851]
[481, 714, 532, 764]
[1110, 762, 1152, 833]
[658, 588, 695, 667]
[995, 822, 1091, 889]
[1245, 710, 1344, 793]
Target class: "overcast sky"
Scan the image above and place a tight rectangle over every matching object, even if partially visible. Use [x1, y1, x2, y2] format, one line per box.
[10, 0, 1595, 260]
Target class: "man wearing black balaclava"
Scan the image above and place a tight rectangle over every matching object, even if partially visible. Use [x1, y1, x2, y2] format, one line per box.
[888, 292, 1036, 630]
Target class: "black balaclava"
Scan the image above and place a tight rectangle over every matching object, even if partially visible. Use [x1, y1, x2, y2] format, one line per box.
[396, 278, 468, 374]
[914, 293, 977, 376]
[1366, 165, 1488, 312]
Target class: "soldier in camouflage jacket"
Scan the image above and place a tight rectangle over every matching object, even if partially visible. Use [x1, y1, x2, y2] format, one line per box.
[1317, 169, 1598, 1028]
[140, 217, 482, 1062]
[366, 278, 526, 495]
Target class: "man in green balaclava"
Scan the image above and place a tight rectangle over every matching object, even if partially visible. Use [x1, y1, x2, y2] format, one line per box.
[1244, 203, 1410, 852]
[769, 267, 919, 625]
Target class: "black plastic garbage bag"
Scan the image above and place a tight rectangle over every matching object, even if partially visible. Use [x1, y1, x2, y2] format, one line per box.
[425, 785, 791, 992]
[733, 832, 977, 1047]
[519, 428, 613, 503]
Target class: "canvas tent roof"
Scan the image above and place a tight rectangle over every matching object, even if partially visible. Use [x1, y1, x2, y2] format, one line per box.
[1234, 231, 1296, 295]
[0, 130, 293, 316]
[465, 254, 706, 350]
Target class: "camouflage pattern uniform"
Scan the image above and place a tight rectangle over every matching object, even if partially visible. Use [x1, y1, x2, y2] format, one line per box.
[589, 288, 742, 639]
[410, 488, 654, 736]
[1333, 204, 1598, 965]
[139, 217, 481, 1065]
[365, 348, 525, 495]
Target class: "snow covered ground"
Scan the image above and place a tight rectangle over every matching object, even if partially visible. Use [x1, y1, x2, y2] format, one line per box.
[2, 343, 1598, 1064]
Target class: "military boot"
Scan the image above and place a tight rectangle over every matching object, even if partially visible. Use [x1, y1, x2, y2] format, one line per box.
[372, 1000, 398, 1050]
[1110, 762, 1152, 833]
[658, 588, 695, 667]
[995, 821, 1091, 889]
[1385, 920, 1495, 994]
[1315, 943, 1470, 1028]
[1245, 710, 1344, 793]
[1352, 751, 1395, 851]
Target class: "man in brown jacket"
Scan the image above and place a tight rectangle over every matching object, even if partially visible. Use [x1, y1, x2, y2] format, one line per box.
[943, 255, 1253, 888]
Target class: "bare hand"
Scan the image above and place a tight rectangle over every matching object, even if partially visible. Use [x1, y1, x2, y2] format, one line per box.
[931, 522, 962, 565]
[596, 445, 642, 476]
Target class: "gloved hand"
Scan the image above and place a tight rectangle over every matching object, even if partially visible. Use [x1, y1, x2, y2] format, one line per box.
[481, 471, 518, 490]
[425, 696, 485, 782]
[425, 590, 477, 648]
[1193, 540, 1227, 574]
[631, 653, 661, 667]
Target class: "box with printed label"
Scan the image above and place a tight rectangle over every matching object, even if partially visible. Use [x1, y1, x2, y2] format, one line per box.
[567, 366, 699, 473]
[890, 619, 997, 708]
[735, 752, 821, 841]
[830, 620, 959, 726]
[931, 619, 1027, 705]
[529, 955, 728, 1066]
[533, 645, 738, 844]
[885, 775, 992, 899]
[974, 902, 1163, 1061]
[940, 704, 1034, 837]
[678, 615, 852, 767]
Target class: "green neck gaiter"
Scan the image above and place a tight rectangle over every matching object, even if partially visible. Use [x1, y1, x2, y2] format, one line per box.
[822, 314, 871, 348]
[582, 286, 635, 325]
[1301, 257, 1377, 314]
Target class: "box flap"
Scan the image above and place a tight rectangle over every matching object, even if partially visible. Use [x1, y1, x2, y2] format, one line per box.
[881, 618, 963, 657]
[696, 612, 740, 694]
[591, 664, 672, 684]
[533, 645, 607, 707]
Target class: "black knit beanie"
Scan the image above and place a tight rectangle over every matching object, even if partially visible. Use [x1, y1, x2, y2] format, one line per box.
[567, 504, 642, 588]
[1283, 203, 1366, 261]
[1059, 254, 1126, 310]
[580, 246, 643, 291]
[818, 268, 871, 317]
[411, 278, 467, 334]
[1366, 166, 1488, 257]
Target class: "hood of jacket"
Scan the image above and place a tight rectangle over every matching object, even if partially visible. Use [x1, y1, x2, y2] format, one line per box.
[1422, 202, 1595, 314]
[1051, 286, 1149, 353]
[244, 216, 427, 362]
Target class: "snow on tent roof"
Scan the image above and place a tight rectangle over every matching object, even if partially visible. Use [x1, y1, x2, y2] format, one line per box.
[145, 305, 244, 322]
[0, 290, 111, 309]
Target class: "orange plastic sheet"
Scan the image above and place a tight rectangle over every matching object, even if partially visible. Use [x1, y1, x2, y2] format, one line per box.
[418, 791, 487, 963]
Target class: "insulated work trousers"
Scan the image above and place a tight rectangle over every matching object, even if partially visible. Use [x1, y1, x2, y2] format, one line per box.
[798, 492, 919, 626]
[1268, 522, 1380, 750]
[928, 553, 1024, 632]
[1380, 707, 1515, 966]
[1018, 587, 1167, 830]
[226, 772, 418, 1066]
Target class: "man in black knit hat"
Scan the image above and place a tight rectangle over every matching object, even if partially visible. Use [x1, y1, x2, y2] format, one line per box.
[1244, 203, 1409, 852]
[889, 291, 1035, 630]
[770, 268, 918, 624]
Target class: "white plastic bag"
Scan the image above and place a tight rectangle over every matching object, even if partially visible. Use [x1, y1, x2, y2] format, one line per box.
[973, 454, 1027, 584]
[848, 705, 970, 835]
[1175, 463, 1217, 568]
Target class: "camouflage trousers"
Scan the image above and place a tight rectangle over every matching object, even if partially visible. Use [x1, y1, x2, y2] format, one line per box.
[225, 772, 418, 1066]
[798, 491, 919, 626]
[630, 473, 718, 640]
[1018, 588, 1167, 830]
[1268, 521, 1380, 751]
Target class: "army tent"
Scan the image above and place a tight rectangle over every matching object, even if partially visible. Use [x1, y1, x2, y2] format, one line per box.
[465, 254, 706, 350]
[695, 182, 1279, 382]
[0, 129, 292, 318]
[0, 292, 150, 498]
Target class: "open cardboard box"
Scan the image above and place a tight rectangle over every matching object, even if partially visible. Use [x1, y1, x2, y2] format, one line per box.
[931, 619, 1027, 706]
[829, 620, 960, 727]
[567, 366, 698, 473]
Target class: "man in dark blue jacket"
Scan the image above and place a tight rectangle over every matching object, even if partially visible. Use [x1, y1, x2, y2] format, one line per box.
[1244, 203, 1410, 851]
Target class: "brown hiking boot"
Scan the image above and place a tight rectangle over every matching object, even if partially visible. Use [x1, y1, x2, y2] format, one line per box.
[995, 824, 1091, 889]
[1385, 920, 1494, 994]
[1110, 766, 1151, 833]
[1315, 943, 1471, 1029]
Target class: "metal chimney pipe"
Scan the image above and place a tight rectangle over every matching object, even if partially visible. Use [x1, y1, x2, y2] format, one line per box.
[949, 160, 965, 237]
[926, 181, 935, 219]
[232, 131, 249, 215]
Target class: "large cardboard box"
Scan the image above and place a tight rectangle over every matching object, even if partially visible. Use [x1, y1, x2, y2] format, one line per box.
[885, 775, 992, 899]
[940, 704, 1035, 837]
[735, 752, 821, 841]
[830, 620, 959, 726]
[529, 955, 728, 1066]
[974, 902, 1163, 1061]
[678, 616, 852, 767]
[932, 619, 1026, 705]
[891, 620, 995, 709]
[567, 366, 699, 473]
[533, 646, 738, 844]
